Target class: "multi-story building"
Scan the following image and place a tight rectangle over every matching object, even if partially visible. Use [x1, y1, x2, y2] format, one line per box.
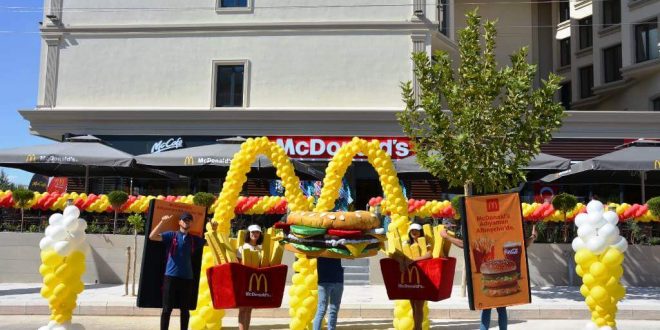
[551, 0, 659, 111]
[20, 0, 660, 201]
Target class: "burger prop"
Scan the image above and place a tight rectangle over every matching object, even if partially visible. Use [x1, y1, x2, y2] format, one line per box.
[480, 259, 520, 297]
[277, 211, 386, 258]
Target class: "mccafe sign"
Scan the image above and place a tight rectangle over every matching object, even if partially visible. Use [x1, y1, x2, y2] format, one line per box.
[269, 136, 412, 160]
[151, 137, 184, 153]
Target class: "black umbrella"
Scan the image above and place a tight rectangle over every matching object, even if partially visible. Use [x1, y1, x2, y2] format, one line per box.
[0, 135, 174, 192]
[134, 140, 324, 180]
[541, 144, 660, 202]
[394, 153, 571, 177]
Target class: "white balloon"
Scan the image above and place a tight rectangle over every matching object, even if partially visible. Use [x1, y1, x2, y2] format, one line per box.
[63, 205, 80, 220]
[600, 326, 613, 330]
[45, 225, 68, 241]
[77, 219, 88, 232]
[584, 321, 598, 330]
[68, 232, 84, 246]
[572, 237, 586, 252]
[587, 235, 607, 254]
[578, 224, 596, 239]
[602, 211, 619, 226]
[53, 241, 72, 256]
[586, 200, 604, 214]
[37, 326, 50, 330]
[62, 216, 79, 232]
[39, 237, 54, 250]
[48, 213, 63, 226]
[575, 213, 589, 227]
[612, 237, 628, 253]
[598, 224, 620, 244]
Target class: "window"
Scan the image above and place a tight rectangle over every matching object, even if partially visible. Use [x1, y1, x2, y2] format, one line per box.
[214, 64, 245, 107]
[219, 0, 247, 7]
[635, 19, 659, 63]
[560, 38, 571, 66]
[653, 97, 660, 111]
[559, 1, 570, 22]
[602, 0, 621, 27]
[440, 0, 450, 36]
[579, 66, 594, 98]
[579, 16, 593, 49]
[603, 44, 622, 83]
[560, 82, 572, 110]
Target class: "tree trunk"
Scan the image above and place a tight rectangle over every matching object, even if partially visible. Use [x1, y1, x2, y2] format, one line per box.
[132, 229, 138, 296]
[20, 208, 24, 232]
[460, 182, 473, 298]
[124, 246, 131, 296]
[563, 213, 568, 242]
[113, 210, 118, 234]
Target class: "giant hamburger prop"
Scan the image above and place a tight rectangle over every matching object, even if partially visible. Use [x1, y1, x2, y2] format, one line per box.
[480, 259, 520, 297]
[278, 211, 386, 258]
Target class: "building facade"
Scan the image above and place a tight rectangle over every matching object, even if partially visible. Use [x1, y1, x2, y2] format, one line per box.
[20, 0, 660, 201]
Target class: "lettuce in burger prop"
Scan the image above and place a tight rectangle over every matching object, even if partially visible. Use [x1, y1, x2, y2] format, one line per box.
[277, 211, 386, 258]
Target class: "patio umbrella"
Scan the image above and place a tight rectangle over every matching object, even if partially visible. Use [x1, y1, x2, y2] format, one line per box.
[394, 153, 571, 178]
[134, 139, 324, 180]
[541, 144, 660, 202]
[0, 135, 174, 192]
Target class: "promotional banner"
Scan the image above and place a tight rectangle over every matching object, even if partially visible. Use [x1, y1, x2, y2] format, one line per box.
[137, 200, 207, 308]
[380, 257, 456, 301]
[462, 193, 531, 310]
[207, 263, 288, 309]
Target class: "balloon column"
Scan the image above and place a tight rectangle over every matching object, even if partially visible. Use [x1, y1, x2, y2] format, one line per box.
[572, 200, 628, 330]
[314, 138, 421, 330]
[38, 206, 89, 330]
[189, 137, 311, 330]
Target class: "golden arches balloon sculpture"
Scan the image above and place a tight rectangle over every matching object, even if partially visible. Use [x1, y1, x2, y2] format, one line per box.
[282, 137, 422, 330]
[189, 137, 312, 330]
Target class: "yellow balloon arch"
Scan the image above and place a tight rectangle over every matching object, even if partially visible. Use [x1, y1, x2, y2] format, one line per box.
[190, 137, 422, 330]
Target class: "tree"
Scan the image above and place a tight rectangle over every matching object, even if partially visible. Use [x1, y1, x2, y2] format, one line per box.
[193, 192, 216, 211]
[552, 193, 578, 242]
[108, 191, 129, 234]
[0, 170, 16, 191]
[12, 188, 34, 232]
[398, 9, 564, 295]
[127, 213, 144, 296]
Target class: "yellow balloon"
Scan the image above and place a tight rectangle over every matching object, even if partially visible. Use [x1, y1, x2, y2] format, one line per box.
[579, 285, 590, 297]
[589, 262, 607, 279]
[590, 286, 608, 302]
[575, 249, 596, 266]
[582, 273, 596, 288]
[575, 264, 584, 277]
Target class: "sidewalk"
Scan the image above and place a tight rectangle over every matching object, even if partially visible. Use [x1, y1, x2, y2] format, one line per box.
[1, 284, 659, 320]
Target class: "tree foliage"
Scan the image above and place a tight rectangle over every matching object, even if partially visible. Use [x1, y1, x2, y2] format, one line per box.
[0, 170, 15, 191]
[127, 213, 144, 233]
[552, 193, 578, 214]
[398, 10, 564, 193]
[193, 192, 216, 209]
[108, 190, 129, 207]
[12, 188, 34, 208]
[648, 196, 660, 220]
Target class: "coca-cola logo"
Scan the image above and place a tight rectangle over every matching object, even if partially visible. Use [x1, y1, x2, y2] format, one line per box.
[151, 137, 184, 153]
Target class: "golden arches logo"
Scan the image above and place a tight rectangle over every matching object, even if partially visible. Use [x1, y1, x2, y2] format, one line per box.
[184, 156, 194, 165]
[26, 154, 37, 162]
[400, 265, 421, 285]
[655, 160, 660, 170]
[248, 273, 268, 293]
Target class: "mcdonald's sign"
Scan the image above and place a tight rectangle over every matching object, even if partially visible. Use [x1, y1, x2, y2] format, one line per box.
[486, 198, 500, 212]
[26, 154, 38, 163]
[398, 265, 423, 289]
[184, 156, 194, 165]
[655, 160, 660, 170]
[246, 273, 271, 297]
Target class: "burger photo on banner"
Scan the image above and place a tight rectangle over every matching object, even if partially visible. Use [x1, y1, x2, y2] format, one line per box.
[278, 211, 386, 258]
[461, 193, 531, 310]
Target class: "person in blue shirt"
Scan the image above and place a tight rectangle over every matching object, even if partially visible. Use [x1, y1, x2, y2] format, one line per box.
[312, 257, 344, 330]
[149, 212, 216, 330]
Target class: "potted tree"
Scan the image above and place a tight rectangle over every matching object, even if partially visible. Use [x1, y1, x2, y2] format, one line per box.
[193, 192, 216, 216]
[108, 190, 129, 234]
[127, 213, 144, 296]
[552, 193, 578, 242]
[12, 188, 34, 232]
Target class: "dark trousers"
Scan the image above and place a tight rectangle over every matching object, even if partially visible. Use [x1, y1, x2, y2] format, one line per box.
[161, 276, 193, 330]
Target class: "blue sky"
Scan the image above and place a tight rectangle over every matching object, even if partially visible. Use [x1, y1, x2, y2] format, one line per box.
[0, 1, 51, 186]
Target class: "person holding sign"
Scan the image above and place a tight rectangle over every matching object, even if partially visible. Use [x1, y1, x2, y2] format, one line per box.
[236, 224, 264, 330]
[441, 224, 537, 330]
[402, 223, 432, 330]
[149, 212, 216, 330]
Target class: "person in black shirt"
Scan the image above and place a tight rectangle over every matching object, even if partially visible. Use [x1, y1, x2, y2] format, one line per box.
[312, 257, 344, 330]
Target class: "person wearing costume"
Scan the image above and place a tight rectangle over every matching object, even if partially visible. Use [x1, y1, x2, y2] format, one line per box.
[313, 257, 344, 330]
[440, 225, 537, 330]
[236, 224, 263, 330]
[401, 223, 432, 330]
[149, 212, 215, 330]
